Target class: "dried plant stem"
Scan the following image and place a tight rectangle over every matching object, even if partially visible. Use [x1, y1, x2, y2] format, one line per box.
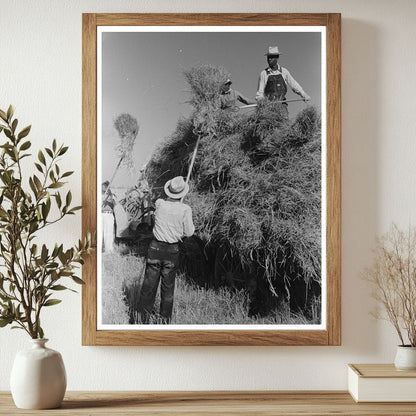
[364, 224, 416, 346]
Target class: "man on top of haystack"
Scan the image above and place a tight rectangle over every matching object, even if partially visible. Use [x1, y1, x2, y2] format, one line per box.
[256, 46, 311, 105]
[220, 78, 255, 109]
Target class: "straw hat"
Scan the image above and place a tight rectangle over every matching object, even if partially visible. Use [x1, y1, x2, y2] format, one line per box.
[164, 176, 189, 199]
[265, 46, 281, 56]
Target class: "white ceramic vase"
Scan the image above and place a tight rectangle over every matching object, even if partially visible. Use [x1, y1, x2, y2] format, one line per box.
[10, 339, 67, 409]
[394, 345, 416, 371]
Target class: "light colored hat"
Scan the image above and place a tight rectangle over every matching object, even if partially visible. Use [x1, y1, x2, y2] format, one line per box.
[265, 46, 281, 56]
[223, 78, 232, 85]
[164, 176, 189, 199]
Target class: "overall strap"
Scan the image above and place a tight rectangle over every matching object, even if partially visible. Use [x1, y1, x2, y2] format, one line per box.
[266, 64, 282, 75]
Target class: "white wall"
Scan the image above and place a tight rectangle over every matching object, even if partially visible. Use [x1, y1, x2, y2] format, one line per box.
[1, 0, 416, 391]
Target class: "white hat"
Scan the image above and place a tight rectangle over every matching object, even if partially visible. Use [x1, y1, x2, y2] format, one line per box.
[164, 176, 189, 199]
[265, 46, 281, 56]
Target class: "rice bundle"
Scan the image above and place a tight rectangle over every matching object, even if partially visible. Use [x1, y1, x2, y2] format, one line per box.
[113, 113, 139, 170]
[147, 64, 322, 309]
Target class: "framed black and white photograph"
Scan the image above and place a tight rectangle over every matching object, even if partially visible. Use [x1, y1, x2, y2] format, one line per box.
[82, 13, 341, 346]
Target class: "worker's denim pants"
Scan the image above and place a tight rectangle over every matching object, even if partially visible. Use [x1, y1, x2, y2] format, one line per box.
[139, 240, 179, 324]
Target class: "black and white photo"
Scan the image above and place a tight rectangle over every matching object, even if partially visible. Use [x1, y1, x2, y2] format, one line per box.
[97, 26, 325, 329]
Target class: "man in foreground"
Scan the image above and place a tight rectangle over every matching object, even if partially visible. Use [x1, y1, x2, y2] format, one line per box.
[138, 176, 195, 324]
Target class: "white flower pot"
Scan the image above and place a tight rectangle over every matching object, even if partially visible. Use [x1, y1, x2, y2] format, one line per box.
[10, 339, 67, 409]
[394, 345, 416, 371]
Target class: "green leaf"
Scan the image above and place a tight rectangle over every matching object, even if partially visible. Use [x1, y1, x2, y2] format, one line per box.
[4, 129, 12, 140]
[69, 206, 82, 213]
[51, 244, 59, 258]
[33, 175, 43, 192]
[38, 325, 44, 339]
[11, 118, 18, 133]
[31, 244, 38, 256]
[43, 299, 62, 307]
[17, 125, 31, 140]
[48, 182, 64, 189]
[58, 251, 67, 264]
[58, 146, 68, 156]
[45, 148, 53, 158]
[41, 244, 48, 262]
[61, 171, 74, 178]
[72, 276, 85, 285]
[0, 293, 12, 302]
[29, 177, 38, 196]
[6, 105, 14, 121]
[0, 317, 13, 327]
[0, 109, 7, 121]
[55, 192, 62, 208]
[65, 191, 72, 207]
[38, 150, 46, 165]
[52, 139, 57, 152]
[41, 202, 50, 221]
[50, 285, 68, 291]
[34, 163, 43, 173]
[19, 140, 31, 151]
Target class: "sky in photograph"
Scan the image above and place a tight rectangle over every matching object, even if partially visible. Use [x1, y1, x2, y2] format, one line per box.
[100, 28, 323, 188]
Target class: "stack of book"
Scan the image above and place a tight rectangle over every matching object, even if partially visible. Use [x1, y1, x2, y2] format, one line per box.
[348, 364, 416, 402]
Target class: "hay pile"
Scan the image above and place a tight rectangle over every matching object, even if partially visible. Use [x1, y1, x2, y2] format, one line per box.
[113, 113, 139, 170]
[147, 64, 321, 306]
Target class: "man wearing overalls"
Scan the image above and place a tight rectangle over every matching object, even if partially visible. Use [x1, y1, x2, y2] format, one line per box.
[256, 46, 311, 115]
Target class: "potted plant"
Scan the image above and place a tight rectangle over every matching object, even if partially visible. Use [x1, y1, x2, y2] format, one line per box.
[0, 105, 94, 408]
[363, 223, 416, 370]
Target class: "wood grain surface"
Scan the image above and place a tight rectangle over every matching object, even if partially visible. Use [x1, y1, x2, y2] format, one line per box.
[82, 13, 341, 346]
[2, 391, 416, 415]
[350, 364, 416, 378]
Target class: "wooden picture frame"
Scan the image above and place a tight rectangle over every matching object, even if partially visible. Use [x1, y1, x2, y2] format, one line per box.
[82, 13, 341, 346]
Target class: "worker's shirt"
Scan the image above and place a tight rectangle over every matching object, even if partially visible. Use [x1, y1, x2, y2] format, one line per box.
[152, 199, 195, 243]
[256, 65, 307, 101]
[220, 89, 252, 109]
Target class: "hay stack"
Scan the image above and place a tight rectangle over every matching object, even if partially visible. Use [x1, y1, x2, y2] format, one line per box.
[147, 64, 321, 314]
[114, 113, 139, 171]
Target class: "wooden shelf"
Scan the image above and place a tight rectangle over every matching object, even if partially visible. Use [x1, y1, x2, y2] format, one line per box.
[2, 391, 416, 415]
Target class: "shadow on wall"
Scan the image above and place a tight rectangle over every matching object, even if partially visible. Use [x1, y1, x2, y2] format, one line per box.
[341, 19, 381, 355]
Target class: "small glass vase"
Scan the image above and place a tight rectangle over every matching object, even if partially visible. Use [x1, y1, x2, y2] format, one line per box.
[10, 338, 67, 409]
[394, 345, 416, 371]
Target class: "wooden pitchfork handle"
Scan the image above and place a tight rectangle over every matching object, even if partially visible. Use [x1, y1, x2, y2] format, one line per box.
[239, 98, 309, 109]
[180, 134, 201, 202]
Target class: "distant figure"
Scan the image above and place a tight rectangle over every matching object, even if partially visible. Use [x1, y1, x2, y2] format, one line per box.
[256, 46, 311, 106]
[138, 176, 195, 324]
[220, 78, 255, 109]
[101, 181, 116, 253]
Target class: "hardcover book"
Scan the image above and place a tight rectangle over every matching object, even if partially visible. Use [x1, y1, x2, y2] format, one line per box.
[348, 364, 416, 402]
